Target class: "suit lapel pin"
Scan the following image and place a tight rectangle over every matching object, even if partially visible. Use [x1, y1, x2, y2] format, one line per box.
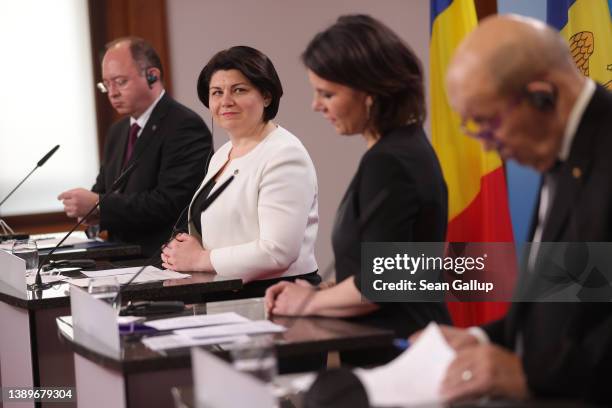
[572, 166, 582, 179]
[152, 124, 157, 132]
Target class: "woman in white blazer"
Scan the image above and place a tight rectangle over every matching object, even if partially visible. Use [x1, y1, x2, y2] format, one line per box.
[161, 46, 319, 285]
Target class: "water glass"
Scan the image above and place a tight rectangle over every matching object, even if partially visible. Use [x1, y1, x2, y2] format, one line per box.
[87, 276, 121, 311]
[12, 239, 38, 277]
[230, 336, 278, 384]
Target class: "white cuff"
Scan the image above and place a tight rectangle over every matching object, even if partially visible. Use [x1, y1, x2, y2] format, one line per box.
[467, 326, 490, 345]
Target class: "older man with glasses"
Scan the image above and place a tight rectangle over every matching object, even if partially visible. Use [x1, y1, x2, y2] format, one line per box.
[59, 37, 212, 256]
[411, 14, 612, 405]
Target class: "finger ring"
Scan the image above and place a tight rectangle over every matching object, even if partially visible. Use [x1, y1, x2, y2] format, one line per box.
[461, 369, 473, 382]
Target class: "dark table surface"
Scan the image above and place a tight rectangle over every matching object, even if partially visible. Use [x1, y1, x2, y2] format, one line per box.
[0, 268, 242, 310]
[41, 239, 141, 261]
[56, 297, 396, 374]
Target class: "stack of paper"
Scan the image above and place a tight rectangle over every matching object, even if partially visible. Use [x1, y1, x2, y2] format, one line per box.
[145, 312, 248, 331]
[288, 323, 455, 406]
[174, 320, 285, 339]
[142, 334, 251, 351]
[0, 231, 92, 251]
[69, 266, 190, 287]
[140, 313, 285, 351]
[355, 323, 455, 406]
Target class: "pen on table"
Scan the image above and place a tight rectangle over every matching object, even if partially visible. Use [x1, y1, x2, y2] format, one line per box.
[393, 338, 411, 350]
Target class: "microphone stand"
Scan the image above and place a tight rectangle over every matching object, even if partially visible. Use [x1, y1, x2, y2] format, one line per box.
[111, 174, 235, 308]
[29, 161, 138, 291]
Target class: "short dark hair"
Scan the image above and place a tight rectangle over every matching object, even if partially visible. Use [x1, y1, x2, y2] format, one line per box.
[197, 46, 283, 122]
[302, 14, 425, 135]
[106, 37, 164, 81]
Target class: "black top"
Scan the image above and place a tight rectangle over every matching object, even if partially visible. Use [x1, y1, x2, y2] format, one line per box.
[332, 124, 450, 337]
[484, 85, 612, 405]
[190, 180, 215, 235]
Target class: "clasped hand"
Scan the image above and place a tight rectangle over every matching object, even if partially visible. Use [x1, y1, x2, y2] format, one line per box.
[161, 233, 213, 272]
[264, 279, 317, 316]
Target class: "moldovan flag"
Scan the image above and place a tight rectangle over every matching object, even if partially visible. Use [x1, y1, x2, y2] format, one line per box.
[430, 0, 515, 327]
[548, 0, 612, 90]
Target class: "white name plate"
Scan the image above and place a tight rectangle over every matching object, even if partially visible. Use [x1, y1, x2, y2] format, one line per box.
[0, 249, 27, 295]
[70, 285, 120, 353]
[191, 347, 275, 408]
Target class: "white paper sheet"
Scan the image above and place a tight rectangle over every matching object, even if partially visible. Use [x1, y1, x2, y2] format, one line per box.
[0, 231, 92, 251]
[145, 312, 249, 331]
[142, 333, 250, 351]
[70, 266, 190, 287]
[117, 315, 145, 325]
[61, 315, 145, 326]
[81, 266, 165, 278]
[32, 231, 93, 250]
[175, 320, 285, 339]
[354, 323, 455, 407]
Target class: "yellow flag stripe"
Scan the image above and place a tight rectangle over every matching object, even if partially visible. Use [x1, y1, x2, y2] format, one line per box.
[430, 0, 503, 220]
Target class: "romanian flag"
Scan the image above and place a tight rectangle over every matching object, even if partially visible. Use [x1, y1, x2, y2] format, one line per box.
[430, 0, 515, 327]
[547, 0, 612, 90]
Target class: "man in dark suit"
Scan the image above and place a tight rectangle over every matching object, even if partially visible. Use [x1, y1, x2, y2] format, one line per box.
[413, 15, 612, 404]
[59, 37, 212, 256]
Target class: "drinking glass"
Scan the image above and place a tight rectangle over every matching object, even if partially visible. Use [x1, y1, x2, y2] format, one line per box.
[12, 239, 38, 277]
[87, 276, 121, 311]
[230, 335, 278, 384]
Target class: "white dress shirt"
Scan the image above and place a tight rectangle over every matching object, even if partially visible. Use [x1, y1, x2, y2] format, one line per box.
[528, 79, 596, 270]
[129, 89, 165, 137]
[188, 125, 319, 282]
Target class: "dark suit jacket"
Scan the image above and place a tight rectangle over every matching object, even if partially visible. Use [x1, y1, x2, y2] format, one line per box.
[92, 93, 212, 256]
[333, 124, 451, 338]
[483, 85, 612, 404]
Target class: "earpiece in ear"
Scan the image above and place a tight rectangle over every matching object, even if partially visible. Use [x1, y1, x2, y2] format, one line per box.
[146, 70, 158, 88]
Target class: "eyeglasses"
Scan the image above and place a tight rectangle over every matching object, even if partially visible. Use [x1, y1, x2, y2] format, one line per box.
[96, 76, 130, 94]
[460, 96, 523, 142]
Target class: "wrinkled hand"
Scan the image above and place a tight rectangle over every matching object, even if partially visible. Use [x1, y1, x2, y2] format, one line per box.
[442, 344, 529, 402]
[265, 279, 317, 316]
[409, 325, 480, 351]
[161, 233, 212, 272]
[58, 188, 99, 218]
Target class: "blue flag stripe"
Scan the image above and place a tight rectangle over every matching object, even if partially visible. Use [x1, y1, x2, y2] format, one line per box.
[547, 0, 577, 30]
[430, 0, 453, 34]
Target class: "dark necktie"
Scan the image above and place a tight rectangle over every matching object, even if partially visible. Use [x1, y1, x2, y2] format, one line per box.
[540, 160, 563, 234]
[123, 123, 140, 167]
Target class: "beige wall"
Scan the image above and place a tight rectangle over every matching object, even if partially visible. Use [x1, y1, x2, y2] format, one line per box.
[166, 0, 430, 275]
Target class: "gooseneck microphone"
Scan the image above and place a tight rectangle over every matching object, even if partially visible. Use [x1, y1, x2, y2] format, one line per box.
[29, 161, 139, 291]
[111, 173, 235, 308]
[0, 145, 60, 209]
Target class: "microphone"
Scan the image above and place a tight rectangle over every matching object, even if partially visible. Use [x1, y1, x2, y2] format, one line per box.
[37, 145, 61, 167]
[29, 161, 139, 291]
[112, 173, 235, 309]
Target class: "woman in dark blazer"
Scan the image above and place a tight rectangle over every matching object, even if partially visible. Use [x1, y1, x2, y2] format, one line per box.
[265, 14, 450, 339]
